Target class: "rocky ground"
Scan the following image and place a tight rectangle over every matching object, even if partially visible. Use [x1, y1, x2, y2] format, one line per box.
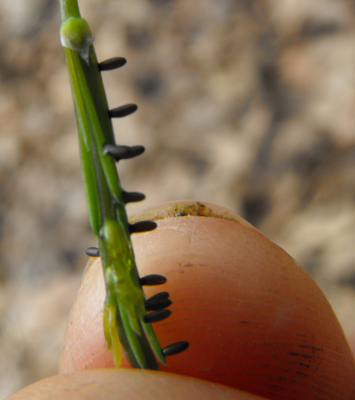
[1, 0, 355, 397]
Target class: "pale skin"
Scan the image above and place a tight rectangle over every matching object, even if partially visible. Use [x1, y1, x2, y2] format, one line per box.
[8, 258, 355, 400]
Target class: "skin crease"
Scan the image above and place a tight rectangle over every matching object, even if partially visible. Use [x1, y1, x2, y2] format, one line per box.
[7, 201, 355, 400]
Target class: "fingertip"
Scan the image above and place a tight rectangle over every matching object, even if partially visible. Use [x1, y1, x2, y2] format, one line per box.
[8, 369, 268, 400]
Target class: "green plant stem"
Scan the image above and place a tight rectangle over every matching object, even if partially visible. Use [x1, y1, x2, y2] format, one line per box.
[60, 0, 80, 20]
[60, 0, 166, 370]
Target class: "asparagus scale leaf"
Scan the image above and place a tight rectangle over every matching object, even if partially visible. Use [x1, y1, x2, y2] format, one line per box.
[59, 0, 168, 369]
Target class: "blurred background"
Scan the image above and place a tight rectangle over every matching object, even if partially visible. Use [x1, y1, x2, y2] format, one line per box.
[1, 0, 355, 397]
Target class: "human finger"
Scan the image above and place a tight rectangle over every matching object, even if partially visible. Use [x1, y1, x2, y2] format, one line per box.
[7, 369, 268, 400]
[60, 201, 355, 399]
